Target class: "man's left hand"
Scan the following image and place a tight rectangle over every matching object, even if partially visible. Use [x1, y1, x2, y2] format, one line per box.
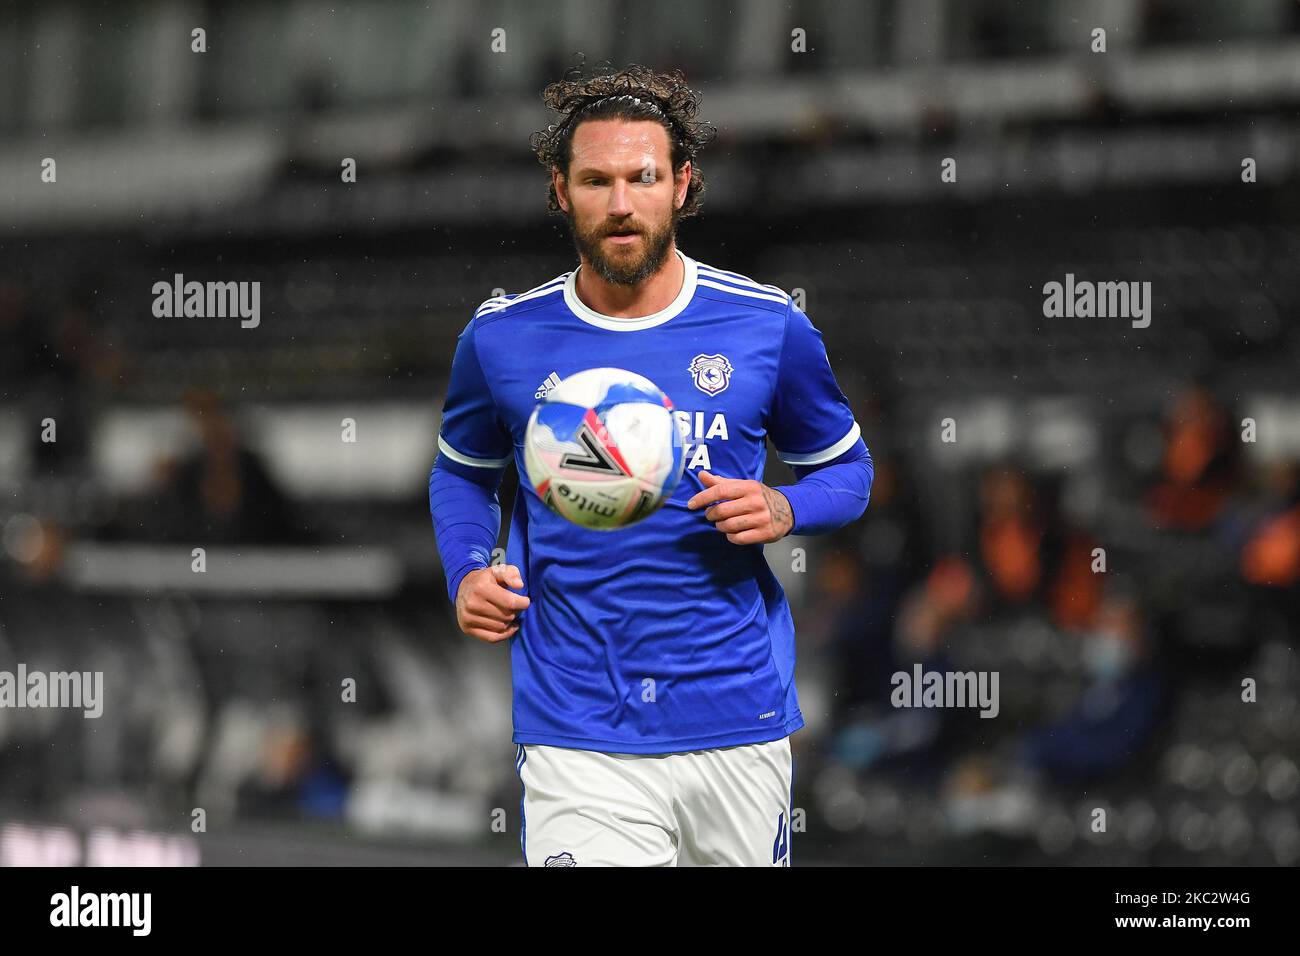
[687, 470, 794, 545]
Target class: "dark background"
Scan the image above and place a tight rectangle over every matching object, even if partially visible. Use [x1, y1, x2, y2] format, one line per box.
[1, 0, 1298, 866]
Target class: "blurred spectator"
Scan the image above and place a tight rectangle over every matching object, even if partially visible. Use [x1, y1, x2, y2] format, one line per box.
[1145, 383, 1240, 532]
[827, 556, 973, 774]
[0, 279, 42, 399]
[5, 283, 133, 476]
[978, 466, 1046, 606]
[151, 390, 306, 544]
[1240, 462, 1300, 589]
[971, 465, 1102, 632]
[1, 514, 69, 594]
[815, 460, 929, 722]
[1018, 588, 1168, 783]
[236, 719, 350, 822]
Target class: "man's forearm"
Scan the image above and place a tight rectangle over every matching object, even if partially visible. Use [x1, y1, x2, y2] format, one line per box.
[774, 440, 874, 536]
[429, 457, 504, 602]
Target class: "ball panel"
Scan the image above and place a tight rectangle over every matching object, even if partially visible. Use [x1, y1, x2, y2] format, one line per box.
[547, 476, 639, 530]
[547, 367, 663, 409]
[524, 368, 686, 530]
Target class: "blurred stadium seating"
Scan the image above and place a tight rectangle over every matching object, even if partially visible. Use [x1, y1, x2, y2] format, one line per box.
[1, 0, 1298, 865]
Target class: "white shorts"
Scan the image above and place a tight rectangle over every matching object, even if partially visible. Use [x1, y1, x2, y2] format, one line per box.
[515, 736, 793, 867]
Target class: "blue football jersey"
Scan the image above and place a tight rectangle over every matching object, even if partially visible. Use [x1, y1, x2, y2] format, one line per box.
[436, 249, 861, 754]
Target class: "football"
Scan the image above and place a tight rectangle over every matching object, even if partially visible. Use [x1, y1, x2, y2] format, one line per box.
[523, 368, 685, 530]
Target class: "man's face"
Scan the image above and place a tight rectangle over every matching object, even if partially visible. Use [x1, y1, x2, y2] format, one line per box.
[555, 118, 689, 286]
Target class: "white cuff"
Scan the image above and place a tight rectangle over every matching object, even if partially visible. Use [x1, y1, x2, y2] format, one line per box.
[777, 421, 861, 466]
[438, 435, 513, 468]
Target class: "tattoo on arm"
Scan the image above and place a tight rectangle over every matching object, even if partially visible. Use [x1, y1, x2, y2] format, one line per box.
[762, 485, 793, 536]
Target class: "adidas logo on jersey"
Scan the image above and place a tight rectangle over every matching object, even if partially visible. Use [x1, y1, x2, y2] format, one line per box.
[535, 371, 562, 400]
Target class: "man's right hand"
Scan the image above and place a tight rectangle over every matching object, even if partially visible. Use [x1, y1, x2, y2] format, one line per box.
[455, 564, 531, 643]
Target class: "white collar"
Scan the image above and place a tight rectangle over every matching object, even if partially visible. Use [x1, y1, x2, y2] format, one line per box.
[564, 248, 697, 331]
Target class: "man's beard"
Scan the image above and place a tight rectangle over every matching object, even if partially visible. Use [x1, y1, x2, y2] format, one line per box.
[567, 209, 678, 287]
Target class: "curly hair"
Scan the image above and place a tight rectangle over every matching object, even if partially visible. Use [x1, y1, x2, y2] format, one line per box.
[529, 62, 717, 219]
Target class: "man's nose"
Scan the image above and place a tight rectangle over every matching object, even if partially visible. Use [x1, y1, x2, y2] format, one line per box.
[608, 179, 634, 217]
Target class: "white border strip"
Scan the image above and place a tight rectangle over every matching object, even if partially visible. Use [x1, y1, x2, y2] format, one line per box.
[697, 265, 787, 298]
[564, 250, 697, 331]
[696, 277, 789, 305]
[777, 421, 862, 466]
[475, 278, 566, 318]
[437, 435, 513, 468]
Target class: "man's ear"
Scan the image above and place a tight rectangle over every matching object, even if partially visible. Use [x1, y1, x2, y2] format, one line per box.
[674, 160, 692, 210]
[552, 168, 569, 212]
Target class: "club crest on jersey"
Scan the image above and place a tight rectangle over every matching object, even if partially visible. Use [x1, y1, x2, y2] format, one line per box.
[688, 354, 733, 396]
[544, 851, 578, 867]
